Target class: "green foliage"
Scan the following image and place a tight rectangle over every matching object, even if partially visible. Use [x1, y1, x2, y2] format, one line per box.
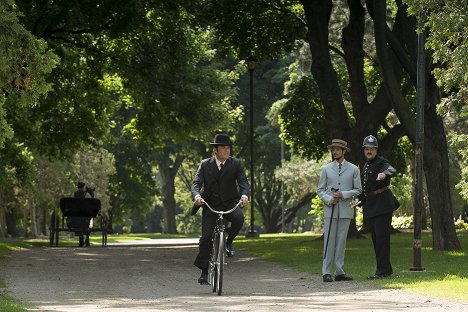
[0, 0, 58, 149]
[450, 134, 468, 201]
[454, 219, 468, 231]
[70, 148, 115, 212]
[175, 158, 201, 234]
[0, 141, 34, 188]
[392, 215, 413, 229]
[275, 156, 322, 203]
[11, 0, 144, 157]
[404, 0, 468, 202]
[109, 6, 239, 147]
[176, 214, 201, 234]
[107, 135, 158, 224]
[384, 129, 414, 174]
[308, 194, 324, 229]
[277, 73, 327, 160]
[199, 0, 305, 59]
[391, 172, 414, 216]
[423, 1, 468, 117]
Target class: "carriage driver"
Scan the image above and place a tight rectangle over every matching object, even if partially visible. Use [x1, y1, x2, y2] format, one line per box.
[73, 181, 92, 247]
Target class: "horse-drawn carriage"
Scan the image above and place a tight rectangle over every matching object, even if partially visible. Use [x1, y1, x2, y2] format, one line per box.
[49, 197, 109, 247]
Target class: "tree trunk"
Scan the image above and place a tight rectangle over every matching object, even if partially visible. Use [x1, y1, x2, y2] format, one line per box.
[301, 0, 395, 238]
[300, 0, 350, 140]
[38, 202, 47, 236]
[6, 211, 18, 237]
[158, 153, 185, 234]
[423, 79, 461, 250]
[0, 192, 6, 238]
[23, 205, 30, 239]
[148, 207, 163, 233]
[368, 0, 461, 250]
[108, 197, 119, 234]
[160, 165, 177, 234]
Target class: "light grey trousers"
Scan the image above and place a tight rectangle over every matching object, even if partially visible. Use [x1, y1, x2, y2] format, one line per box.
[322, 217, 351, 276]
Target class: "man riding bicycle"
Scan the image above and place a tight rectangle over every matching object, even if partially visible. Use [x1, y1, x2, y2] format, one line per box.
[191, 133, 250, 285]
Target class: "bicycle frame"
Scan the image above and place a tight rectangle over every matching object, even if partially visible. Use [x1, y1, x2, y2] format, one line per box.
[203, 200, 242, 296]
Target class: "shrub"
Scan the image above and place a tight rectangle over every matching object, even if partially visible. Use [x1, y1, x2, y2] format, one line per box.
[392, 215, 413, 229]
[454, 218, 468, 231]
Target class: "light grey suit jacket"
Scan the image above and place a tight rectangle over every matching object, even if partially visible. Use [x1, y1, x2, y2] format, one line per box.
[317, 160, 362, 219]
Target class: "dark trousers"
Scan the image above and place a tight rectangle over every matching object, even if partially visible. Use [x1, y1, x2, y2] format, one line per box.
[369, 212, 393, 275]
[194, 207, 244, 270]
[78, 233, 90, 247]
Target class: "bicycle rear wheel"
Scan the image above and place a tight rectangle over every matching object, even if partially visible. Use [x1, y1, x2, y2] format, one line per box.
[216, 231, 226, 296]
[209, 234, 219, 292]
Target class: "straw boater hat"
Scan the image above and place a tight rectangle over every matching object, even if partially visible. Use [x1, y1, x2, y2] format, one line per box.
[327, 139, 350, 152]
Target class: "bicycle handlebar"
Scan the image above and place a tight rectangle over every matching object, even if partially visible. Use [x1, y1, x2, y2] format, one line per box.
[201, 199, 242, 215]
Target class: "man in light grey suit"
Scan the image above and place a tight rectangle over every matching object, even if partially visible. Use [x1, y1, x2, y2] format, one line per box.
[317, 139, 361, 282]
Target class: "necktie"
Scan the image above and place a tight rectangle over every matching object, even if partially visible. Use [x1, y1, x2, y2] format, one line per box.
[219, 163, 224, 172]
[339, 163, 342, 172]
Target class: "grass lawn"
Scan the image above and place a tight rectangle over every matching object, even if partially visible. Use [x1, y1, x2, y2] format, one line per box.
[235, 231, 468, 301]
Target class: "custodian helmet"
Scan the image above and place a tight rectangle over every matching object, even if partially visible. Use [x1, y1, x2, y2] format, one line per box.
[362, 135, 379, 148]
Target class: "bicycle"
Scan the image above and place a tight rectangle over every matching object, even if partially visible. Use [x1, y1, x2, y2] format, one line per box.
[202, 199, 242, 296]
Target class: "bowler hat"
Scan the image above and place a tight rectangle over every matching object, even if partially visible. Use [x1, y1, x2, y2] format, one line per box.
[327, 139, 350, 152]
[210, 133, 233, 146]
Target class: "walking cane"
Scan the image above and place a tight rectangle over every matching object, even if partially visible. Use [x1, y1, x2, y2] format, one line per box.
[323, 188, 339, 260]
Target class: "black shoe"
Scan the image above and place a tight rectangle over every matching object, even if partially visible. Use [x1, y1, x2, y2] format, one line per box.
[198, 273, 209, 285]
[367, 272, 392, 280]
[335, 274, 353, 281]
[226, 242, 236, 257]
[323, 274, 333, 282]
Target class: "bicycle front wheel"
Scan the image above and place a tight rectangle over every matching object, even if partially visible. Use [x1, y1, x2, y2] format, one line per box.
[209, 234, 219, 292]
[216, 231, 226, 296]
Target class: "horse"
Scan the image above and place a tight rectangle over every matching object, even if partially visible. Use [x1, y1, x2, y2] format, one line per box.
[85, 186, 95, 198]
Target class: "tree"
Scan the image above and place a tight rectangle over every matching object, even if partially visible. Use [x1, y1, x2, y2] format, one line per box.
[404, 0, 468, 203]
[205, 0, 461, 250]
[366, 0, 460, 250]
[12, 1, 241, 234]
[108, 4, 241, 233]
[0, 1, 58, 237]
[275, 156, 322, 231]
[0, 1, 58, 146]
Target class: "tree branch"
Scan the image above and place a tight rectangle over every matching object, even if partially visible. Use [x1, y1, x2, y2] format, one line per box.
[366, 0, 416, 141]
[263, 1, 307, 26]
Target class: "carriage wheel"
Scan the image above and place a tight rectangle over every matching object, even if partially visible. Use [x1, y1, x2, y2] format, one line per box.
[54, 214, 59, 246]
[49, 213, 55, 247]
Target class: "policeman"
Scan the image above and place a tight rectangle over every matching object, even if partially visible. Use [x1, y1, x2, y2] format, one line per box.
[357, 135, 400, 279]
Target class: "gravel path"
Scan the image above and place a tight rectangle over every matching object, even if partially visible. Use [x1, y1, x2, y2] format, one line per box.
[1, 238, 467, 311]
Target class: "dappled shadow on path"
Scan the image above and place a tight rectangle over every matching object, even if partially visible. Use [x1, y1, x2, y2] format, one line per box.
[1, 241, 466, 312]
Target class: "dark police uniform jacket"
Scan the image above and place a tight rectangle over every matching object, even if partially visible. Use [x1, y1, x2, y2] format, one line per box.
[190, 156, 250, 215]
[358, 156, 400, 218]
